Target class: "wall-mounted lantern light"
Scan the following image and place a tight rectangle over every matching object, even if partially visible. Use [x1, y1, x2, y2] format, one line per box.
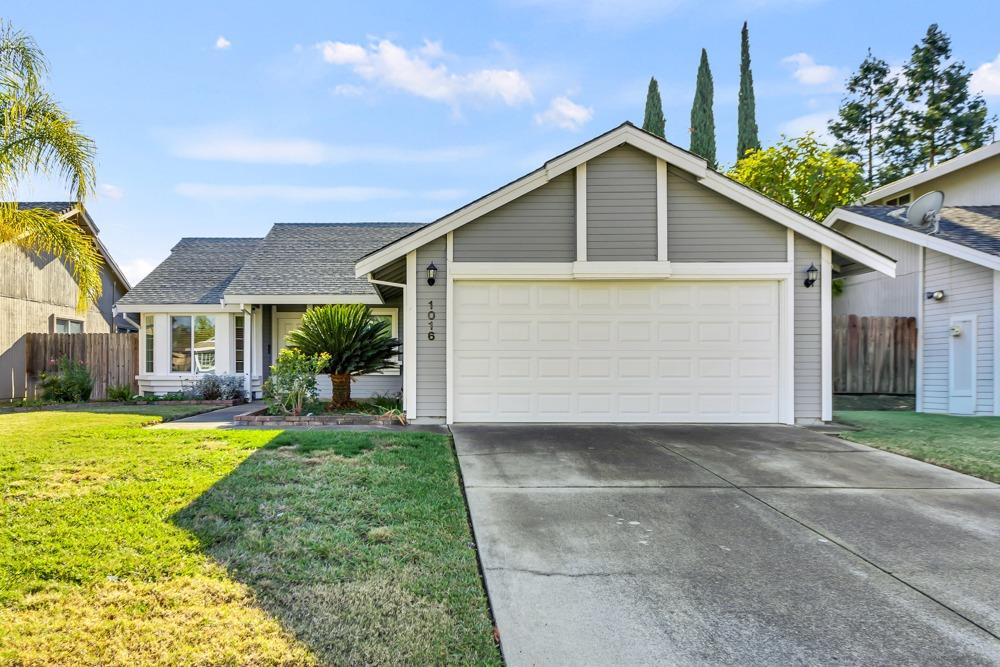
[926, 290, 946, 302]
[803, 263, 818, 288]
[426, 262, 438, 286]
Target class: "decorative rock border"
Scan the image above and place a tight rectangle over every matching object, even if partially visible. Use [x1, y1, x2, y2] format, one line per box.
[234, 407, 403, 427]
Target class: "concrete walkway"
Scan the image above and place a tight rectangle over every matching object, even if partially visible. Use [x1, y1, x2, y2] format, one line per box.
[454, 424, 1000, 666]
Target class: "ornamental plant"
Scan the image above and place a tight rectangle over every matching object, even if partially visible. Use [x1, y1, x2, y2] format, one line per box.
[263, 348, 329, 416]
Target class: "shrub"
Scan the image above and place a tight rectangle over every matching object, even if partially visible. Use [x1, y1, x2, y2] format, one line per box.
[264, 349, 330, 415]
[106, 384, 134, 402]
[189, 374, 246, 401]
[38, 357, 94, 402]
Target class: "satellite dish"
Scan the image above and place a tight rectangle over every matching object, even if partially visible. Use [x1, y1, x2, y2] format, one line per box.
[904, 191, 945, 233]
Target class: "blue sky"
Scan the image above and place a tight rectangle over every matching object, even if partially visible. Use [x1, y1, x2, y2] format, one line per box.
[6, 0, 999, 284]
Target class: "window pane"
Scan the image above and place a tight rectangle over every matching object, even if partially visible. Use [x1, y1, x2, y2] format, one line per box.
[193, 315, 216, 373]
[234, 315, 245, 373]
[898, 193, 911, 205]
[69, 321, 83, 334]
[145, 318, 155, 373]
[55, 319, 67, 333]
[171, 316, 192, 372]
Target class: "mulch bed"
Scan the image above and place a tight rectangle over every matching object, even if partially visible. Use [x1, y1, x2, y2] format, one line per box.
[234, 407, 403, 427]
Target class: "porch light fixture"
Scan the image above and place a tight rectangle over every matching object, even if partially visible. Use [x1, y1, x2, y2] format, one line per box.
[926, 290, 946, 301]
[803, 263, 818, 288]
[426, 262, 438, 286]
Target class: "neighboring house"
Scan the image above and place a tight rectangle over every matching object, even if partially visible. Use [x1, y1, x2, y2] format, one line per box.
[114, 223, 420, 399]
[120, 123, 895, 423]
[825, 141, 1000, 415]
[1, 202, 132, 400]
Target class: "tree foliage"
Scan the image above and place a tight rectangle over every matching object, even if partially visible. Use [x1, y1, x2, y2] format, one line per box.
[642, 76, 665, 138]
[284, 304, 400, 407]
[736, 22, 760, 162]
[728, 133, 867, 221]
[829, 49, 902, 186]
[896, 24, 994, 171]
[689, 48, 717, 168]
[0, 19, 101, 311]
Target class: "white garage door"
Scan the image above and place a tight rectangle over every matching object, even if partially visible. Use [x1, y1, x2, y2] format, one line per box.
[452, 280, 781, 423]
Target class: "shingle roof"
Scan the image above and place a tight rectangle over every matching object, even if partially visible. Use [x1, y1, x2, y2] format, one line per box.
[844, 205, 1000, 258]
[116, 237, 261, 306]
[224, 223, 423, 297]
[16, 201, 77, 215]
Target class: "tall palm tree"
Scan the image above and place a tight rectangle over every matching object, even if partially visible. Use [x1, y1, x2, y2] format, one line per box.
[1, 19, 101, 311]
[284, 304, 400, 408]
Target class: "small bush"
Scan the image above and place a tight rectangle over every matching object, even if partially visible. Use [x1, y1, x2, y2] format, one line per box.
[38, 357, 94, 403]
[189, 374, 246, 401]
[264, 349, 330, 415]
[361, 392, 403, 413]
[106, 384, 134, 402]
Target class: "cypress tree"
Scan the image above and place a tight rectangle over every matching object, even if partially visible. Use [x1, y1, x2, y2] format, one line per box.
[895, 24, 994, 172]
[736, 22, 760, 162]
[642, 76, 666, 138]
[690, 48, 717, 168]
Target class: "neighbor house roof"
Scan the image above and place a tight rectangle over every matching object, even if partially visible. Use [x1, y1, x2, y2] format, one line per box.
[355, 122, 897, 279]
[222, 223, 422, 303]
[116, 237, 261, 307]
[825, 204, 1000, 271]
[14, 201, 131, 290]
[862, 141, 1000, 203]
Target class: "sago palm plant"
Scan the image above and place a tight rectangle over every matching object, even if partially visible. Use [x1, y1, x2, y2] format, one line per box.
[1, 19, 102, 310]
[284, 304, 401, 408]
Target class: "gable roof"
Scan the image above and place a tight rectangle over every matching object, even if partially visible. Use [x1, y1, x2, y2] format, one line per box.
[354, 122, 896, 278]
[15, 201, 131, 290]
[825, 205, 1000, 271]
[222, 223, 423, 303]
[116, 237, 261, 307]
[862, 141, 1000, 204]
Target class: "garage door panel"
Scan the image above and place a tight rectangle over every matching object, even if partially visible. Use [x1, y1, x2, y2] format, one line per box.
[453, 281, 780, 423]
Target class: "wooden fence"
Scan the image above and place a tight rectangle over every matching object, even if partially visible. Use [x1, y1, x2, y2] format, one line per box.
[24, 333, 139, 400]
[833, 315, 916, 394]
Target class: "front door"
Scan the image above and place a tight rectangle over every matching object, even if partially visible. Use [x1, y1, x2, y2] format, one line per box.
[276, 315, 303, 355]
[948, 315, 976, 415]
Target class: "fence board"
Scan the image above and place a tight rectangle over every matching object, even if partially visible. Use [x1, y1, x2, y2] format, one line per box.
[833, 315, 916, 395]
[24, 333, 139, 400]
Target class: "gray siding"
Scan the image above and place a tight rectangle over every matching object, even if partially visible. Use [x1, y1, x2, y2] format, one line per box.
[587, 145, 657, 261]
[921, 250, 994, 415]
[416, 239, 447, 417]
[794, 234, 822, 422]
[453, 172, 575, 262]
[667, 167, 787, 262]
[833, 222, 920, 317]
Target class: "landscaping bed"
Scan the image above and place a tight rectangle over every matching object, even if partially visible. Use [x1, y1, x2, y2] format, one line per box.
[1, 398, 243, 414]
[0, 408, 499, 665]
[235, 406, 404, 426]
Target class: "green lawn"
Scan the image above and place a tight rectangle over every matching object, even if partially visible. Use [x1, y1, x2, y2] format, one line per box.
[836, 411, 1000, 483]
[0, 408, 499, 666]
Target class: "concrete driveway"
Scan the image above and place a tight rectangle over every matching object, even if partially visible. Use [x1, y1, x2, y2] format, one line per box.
[453, 424, 1000, 666]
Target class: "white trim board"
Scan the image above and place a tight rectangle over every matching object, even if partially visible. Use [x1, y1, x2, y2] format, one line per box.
[994, 270, 1000, 416]
[575, 164, 587, 262]
[404, 251, 417, 420]
[448, 261, 793, 281]
[825, 208, 1000, 272]
[863, 141, 1000, 203]
[120, 303, 245, 313]
[356, 123, 895, 279]
[821, 246, 833, 422]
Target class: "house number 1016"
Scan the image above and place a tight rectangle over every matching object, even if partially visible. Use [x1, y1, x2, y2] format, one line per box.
[427, 301, 436, 340]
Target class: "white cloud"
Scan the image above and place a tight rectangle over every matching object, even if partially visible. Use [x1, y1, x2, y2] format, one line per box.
[779, 110, 834, 141]
[174, 183, 407, 202]
[781, 53, 840, 86]
[534, 96, 593, 131]
[332, 83, 366, 97]
[168, 131, 489, 165]
[215, 35, 231, 50]
[120, 258, 156, 284]
[972, 53, 1000, 96]
[98, 183, 124, 200]
[317, 39, 533, 107]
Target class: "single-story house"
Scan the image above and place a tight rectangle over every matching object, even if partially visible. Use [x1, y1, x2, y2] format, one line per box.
[2, 202, 132, 400]
[119, 122, 896, 424]
[825, 140, 1000, 415]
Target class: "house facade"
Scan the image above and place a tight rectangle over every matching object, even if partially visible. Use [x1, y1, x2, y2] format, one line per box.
[826, 141, 1000, 416]
[1, 203, 131, 400]
[120, 124, 894, 423]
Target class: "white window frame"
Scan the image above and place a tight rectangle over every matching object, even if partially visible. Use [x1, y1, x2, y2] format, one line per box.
[144, 316, 154, 373]
[169, 314, 217, 374]
[233, 313, 246, 374]
[53, 317, 84, 334]
[370, 307, 401, 376]
[883, 192, 912, 207]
